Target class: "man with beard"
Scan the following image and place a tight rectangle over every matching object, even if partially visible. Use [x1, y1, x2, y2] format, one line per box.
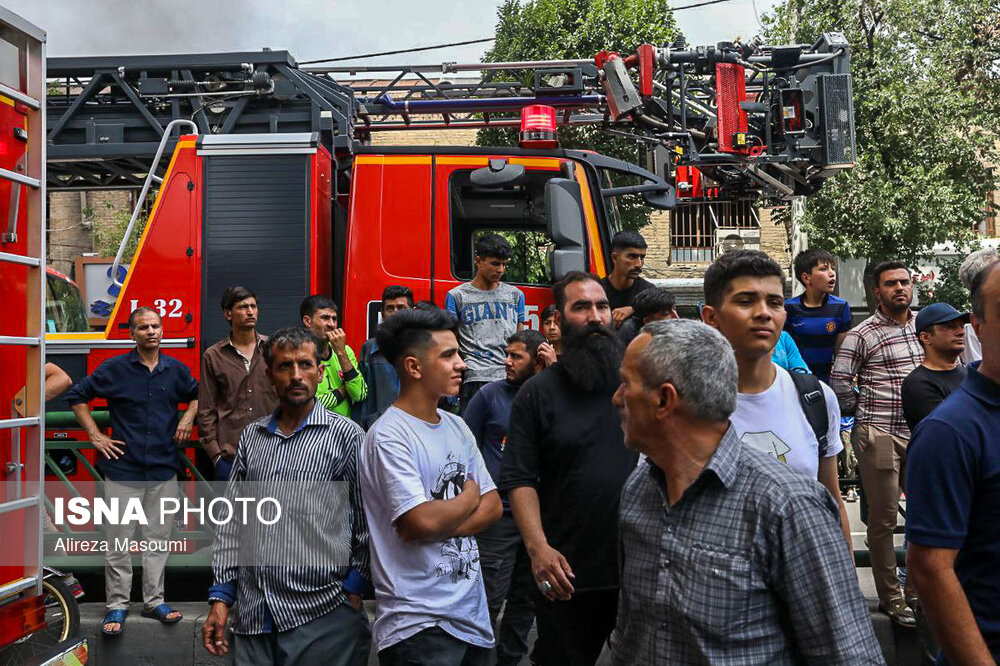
[500, 272, 638, 665]
[463, 330, 552, 666]
[831, 261, 924, 627]
[600, 231, 654, 329]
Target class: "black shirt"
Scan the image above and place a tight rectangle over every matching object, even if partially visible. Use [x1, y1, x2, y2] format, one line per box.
[65, 350, 199, 481]
[901, 364, 968, 432]
[600, 275, 654, 312]
[499, 364, 638, 591]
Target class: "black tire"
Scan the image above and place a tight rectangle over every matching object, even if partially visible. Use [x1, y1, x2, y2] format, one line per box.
[0, 578, 80, 666]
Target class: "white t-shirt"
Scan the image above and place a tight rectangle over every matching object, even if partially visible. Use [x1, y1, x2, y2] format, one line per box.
[359, 406, 496, 652]
[730, 365, 843, 480]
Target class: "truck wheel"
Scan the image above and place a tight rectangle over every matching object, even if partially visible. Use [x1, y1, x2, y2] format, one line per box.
[0, 578, 80, 666]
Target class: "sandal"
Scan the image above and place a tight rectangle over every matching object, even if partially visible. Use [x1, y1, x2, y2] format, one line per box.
[140, 603, 183, 624]
[101, 609, 127, 636]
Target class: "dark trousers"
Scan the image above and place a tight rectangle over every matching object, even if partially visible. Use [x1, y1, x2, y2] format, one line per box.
[533, 589, 618, 666]
[476, 513, 536, 666]
[378, 626, 491, 666]
[214, 456, 234, 481]
[459, 381, 488, 415]
[234, 602, 371, 666]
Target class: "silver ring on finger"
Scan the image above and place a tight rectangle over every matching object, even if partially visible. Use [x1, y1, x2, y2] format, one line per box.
[539, 580, 552, 594]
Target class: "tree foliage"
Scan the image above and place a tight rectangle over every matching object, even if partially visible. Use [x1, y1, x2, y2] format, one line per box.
[478, 0, 677, 230]
[763, 0, 1000, 272]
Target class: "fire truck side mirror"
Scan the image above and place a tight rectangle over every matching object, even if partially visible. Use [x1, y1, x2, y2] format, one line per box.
[470, 159, 526, 188]
[545, 178, 586, 279]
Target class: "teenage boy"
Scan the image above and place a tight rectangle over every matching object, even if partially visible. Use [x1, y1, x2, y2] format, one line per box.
[463, 330, 549, 666]
[198, 286, 277, 480]
[600, 230, 653, 328]
[445, 234, 525, 410]
[357, 285, 414, 429]
[702, 250, 852, 547]
[360, 308, 502, 665]
[616, 286, 678, 348]
[785, 249, 853, 382]
[301, 295, 368, 419]
[901, 303, 968, 432]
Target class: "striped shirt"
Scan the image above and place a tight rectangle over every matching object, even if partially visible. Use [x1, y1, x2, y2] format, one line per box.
[829, 308, 923, 438]
[209, 401, 370, 634]
[610, 426, 884, 665]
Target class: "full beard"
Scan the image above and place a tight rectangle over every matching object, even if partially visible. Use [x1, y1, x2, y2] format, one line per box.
[559, 321, 624, 393]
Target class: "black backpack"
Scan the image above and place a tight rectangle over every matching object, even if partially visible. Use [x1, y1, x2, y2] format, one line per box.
[788, 371, 830, 458]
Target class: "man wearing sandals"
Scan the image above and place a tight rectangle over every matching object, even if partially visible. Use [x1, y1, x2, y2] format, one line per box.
[66, 307, 199, 635]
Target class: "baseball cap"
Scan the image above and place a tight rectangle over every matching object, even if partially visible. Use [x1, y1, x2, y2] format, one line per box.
[915, 302, 969, 334]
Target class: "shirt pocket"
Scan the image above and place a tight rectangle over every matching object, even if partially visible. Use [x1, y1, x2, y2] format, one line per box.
[677, 544, 752, 636]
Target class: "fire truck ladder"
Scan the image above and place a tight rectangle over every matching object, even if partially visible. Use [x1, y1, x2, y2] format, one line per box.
[0, 6, 47, 603]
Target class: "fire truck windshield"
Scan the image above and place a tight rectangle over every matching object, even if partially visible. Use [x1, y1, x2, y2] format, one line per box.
[46, 273, 88, 332]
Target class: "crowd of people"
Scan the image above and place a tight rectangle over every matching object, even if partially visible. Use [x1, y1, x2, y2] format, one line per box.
[60, 229, 1000, 666]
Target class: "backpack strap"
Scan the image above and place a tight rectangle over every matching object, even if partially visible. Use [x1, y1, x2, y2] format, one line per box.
[788, 371, 830, 457]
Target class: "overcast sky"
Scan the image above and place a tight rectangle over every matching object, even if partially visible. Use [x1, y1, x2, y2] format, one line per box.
[9, 0, 781, 70]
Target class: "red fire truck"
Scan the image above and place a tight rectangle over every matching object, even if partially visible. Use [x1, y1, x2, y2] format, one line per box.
[0, 6, 88, 664]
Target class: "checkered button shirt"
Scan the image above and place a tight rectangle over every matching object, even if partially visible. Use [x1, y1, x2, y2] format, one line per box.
[830, 308, 923, 438]
[610, 426, 885, 665]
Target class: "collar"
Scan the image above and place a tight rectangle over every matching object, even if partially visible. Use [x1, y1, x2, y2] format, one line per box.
[645, 425, 741, 493]
[226, 332, 264, 351]
[261, 400, 331, 436]
[127, 348, 163, 373]
[963, 362, 1000, 408]
[873, 307, 914, 328]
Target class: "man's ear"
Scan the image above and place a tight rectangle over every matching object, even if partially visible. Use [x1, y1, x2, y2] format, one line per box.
[301, 315, 311, 329]
[656, 382, 680, 419]
[402, 355, 422, 381]
[971, 313, 983, 340]
[553, 309, 562, 326]
[700, 304, 719, 329]
[224, 309, 233, 323]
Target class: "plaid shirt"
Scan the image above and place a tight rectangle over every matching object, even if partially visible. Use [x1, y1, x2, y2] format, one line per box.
[829, 308, 923, 438]
[610, 426, 884, 665]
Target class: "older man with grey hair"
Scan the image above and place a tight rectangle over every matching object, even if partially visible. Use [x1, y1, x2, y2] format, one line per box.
[609, 319, 884, 665]
[959, 247, 999, 364]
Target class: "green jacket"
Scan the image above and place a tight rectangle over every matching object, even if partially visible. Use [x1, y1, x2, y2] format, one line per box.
[316, 345, 367, 418]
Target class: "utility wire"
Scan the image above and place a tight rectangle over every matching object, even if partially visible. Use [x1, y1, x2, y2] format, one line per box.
[301, 37, 496, 65]
[301, 0, 737, 66]
[670, 0, 738, 10]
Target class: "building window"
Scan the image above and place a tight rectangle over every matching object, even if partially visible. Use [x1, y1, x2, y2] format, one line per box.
[670, 200, 759, 263]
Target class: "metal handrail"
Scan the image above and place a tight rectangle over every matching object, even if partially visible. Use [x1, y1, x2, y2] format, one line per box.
[110, 118, 198, 289]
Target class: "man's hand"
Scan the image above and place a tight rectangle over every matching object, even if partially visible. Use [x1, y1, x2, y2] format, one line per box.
[530, 543, 575, 601]
[91, 432, 126, 460]
[536, 342, 557, 368]
[612, 306, 633, 327]
[202, 601, 230, 656]
[347, 593, 363, 611]
[327, 328, 348, 356]
[174, 416, 195, 443]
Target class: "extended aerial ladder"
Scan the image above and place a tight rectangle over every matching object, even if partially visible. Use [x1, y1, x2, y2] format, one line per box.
[44, 34, 855, 207]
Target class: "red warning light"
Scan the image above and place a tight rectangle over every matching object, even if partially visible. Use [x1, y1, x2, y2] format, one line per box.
[519, 105, 558, 149]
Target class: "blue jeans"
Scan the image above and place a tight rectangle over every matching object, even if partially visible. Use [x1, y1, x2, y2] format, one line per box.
[378, 627, 490, 666]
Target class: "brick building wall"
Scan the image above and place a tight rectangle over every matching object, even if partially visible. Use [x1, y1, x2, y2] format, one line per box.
[47, 190, 134, 277]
